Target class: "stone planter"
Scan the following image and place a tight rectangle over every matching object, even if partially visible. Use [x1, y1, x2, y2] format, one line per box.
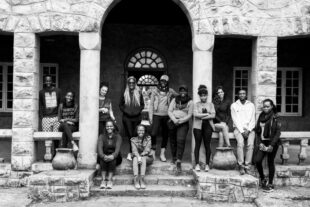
[212, 147, 237, 170]
[52, 148, 76, 170]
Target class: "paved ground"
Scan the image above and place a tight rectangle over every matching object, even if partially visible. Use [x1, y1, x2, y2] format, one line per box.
[0, 187, 310, 207]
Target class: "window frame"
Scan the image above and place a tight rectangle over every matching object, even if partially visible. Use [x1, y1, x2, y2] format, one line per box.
[0, 62, 13, 112]
[39, 63, 59, 89]
[277, 67, 303, 116]
[233, 67, 251, 101]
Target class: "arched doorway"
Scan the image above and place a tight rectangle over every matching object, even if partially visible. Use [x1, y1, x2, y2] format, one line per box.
[100, 0, 192, 161]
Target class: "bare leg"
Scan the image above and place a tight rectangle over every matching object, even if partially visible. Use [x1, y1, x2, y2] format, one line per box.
[218, 131, 224, 147]
[222, 124, 231, 147]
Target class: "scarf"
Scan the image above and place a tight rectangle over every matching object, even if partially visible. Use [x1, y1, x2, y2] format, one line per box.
[257, 110, 274, 138]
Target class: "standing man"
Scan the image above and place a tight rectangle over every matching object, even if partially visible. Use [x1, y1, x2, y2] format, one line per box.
[231, 89, 255, 175]
[39, 75, 62, 134]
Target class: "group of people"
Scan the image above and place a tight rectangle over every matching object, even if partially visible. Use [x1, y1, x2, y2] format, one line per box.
[39, 74, 281, 192]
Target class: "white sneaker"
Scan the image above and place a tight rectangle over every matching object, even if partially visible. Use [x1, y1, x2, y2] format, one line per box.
[160, 148, 167, 162]
[205, 164, 210, 172]
[127, 153, 132, 161]
[72, 142, 79, 152]
[195, 164, 201, 171]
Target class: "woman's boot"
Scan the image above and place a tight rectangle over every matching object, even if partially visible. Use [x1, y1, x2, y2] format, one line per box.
[134, 175, 140, 189]
[160, 148, 167, 162]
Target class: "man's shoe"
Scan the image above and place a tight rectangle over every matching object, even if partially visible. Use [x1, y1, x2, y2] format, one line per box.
[260, 178, 268, 188]
[239, 166, 245, 175]
[263, 184, 274, 193]
[176, 161, 182, 175]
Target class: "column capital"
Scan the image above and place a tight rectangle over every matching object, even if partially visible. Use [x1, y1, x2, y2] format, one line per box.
[192, 34, 214, 52]
[257, 36, 277, 48]
[79, 32, 101, 50]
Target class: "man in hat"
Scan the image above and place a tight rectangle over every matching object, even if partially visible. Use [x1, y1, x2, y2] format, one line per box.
[149, 75, 178, 161]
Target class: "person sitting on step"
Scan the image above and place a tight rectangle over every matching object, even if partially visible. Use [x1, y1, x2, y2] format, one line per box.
[131, 124, 154, 189]
[98, 119, 122, 189]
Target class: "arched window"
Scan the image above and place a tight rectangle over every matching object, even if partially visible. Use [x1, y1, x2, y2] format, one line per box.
[127, 49, 166, 69]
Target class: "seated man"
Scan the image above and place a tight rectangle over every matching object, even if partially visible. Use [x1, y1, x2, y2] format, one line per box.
[231, 89, 255, 175]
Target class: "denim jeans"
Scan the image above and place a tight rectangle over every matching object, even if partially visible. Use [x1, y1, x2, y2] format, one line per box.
[169, 122, 189, 161]
[150, 115, 169, 149]
[234, 128, 255, 167]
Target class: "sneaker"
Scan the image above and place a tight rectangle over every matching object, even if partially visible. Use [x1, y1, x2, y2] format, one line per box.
[244, 165, 251, 174]
[160, 148, 167, 162]
[263, 184, 274, 193]
[195, 164, 201, 171]
[106, 180, 113, 189]
[260, 178, 268, 188]
[176, 161, 182, 175]
[127, 153, 132, 161]
[204, 164, 210, 172]
[72, 142, 79, 152]
[139, 176, 146, 189]
[134, 176, 140, 190]
[99, 180, 106, 189]
[239, 166, 245, 175]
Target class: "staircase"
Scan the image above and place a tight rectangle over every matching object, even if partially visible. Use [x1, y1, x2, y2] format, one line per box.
[91, 159, 197, 197]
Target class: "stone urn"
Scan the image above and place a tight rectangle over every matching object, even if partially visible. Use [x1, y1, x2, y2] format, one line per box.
[212, 147, 237, 170]
[52, 148, 76, 170]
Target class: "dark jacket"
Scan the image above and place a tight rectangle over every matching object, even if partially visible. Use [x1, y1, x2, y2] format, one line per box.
[119, 91, 145, 119]
[58, 102, 79, 126]
[39, 87, 62, 118]
[255, 113, 281, 147]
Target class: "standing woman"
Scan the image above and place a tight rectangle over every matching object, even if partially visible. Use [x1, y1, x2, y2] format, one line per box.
[131, 124, 154, 189]
[213, 86, 231, 147]
[97, 120, 122, 189]
[149, 75, 177, 162]
[254, 99, 281, 192]
[119, 76, 145, 161]
[168, 85, 193, 174]
[193, 85, 215, 172]
[99, 82, 116, 134]
[58, 91, 79, 151]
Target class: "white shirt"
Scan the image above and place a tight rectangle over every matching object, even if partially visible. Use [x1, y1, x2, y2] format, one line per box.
[231, 99, 256, 133]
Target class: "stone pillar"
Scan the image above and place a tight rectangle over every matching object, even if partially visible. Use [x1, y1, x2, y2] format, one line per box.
[192, 34, 214, 165]
[12, 33, 40, 171]
[251, 37, 277, 115]
[77, 32, 101, 169]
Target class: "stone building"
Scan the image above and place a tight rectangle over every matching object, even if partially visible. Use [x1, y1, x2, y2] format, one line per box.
[0, 0, 309, 175]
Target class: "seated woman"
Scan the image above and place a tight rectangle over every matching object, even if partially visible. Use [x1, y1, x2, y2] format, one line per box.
[97, 120, 122, 189]
[131, 124, 153, 189]
[254, 99, 281, 193]
[213, 86, 231, 147]
[58, 91, 79, 151]
[99, 82, 116, 134]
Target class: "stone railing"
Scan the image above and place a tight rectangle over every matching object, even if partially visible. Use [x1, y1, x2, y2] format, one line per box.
[279, 132, 310, 165]
[33, 132, 80, 162]
[212, 131, 310, 165]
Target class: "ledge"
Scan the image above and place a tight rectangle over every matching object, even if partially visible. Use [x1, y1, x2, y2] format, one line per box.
[0, 129, 12, 139]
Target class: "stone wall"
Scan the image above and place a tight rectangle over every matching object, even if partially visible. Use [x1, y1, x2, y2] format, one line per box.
[0, 0, 310, 37]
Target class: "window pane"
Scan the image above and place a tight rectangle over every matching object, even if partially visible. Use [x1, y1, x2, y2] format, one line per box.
[286, 88, 291, 95]
[276, 105, 281, 113]
[293, 80, 299, 87]
[293, 88, 298, 96]
[292, 105, 298, 113]
[293, 71, 299, 79]
[286, 105, 292, 112]
[236, 70, 241, 78]
[43, 67, 49, 74]
[286, 71, 292, 79]
[292, 96, 298, 104]
[7, 100, 12, 109]
[50, 67, 56, 74]
[286, 79, 292, 86]
[286, 96, 292, 104]
[7, 92, 12, 100]
[235, 79, 241, 86]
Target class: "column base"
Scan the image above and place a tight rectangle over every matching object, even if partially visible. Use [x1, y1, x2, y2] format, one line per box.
[77, 152, 97, 169]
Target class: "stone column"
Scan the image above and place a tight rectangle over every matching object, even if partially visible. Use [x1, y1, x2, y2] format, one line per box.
[77, 32, 101, 169]
[12, 33, 40, 171]
[251, 37, 277, 115]
[192, 34, 214, 165]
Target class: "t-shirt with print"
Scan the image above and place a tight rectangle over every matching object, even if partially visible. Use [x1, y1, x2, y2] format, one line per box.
[39, 87, 62, 118]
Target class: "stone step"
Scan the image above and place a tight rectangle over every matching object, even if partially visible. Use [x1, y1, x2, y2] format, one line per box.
[113, 159, 193, 176]
[93, 174, 196, 186]
[91, 185, 197, 197]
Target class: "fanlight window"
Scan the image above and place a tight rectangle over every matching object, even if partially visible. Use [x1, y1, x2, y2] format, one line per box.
[127, 49, 165, 69]
[137, 74, 159, 86]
